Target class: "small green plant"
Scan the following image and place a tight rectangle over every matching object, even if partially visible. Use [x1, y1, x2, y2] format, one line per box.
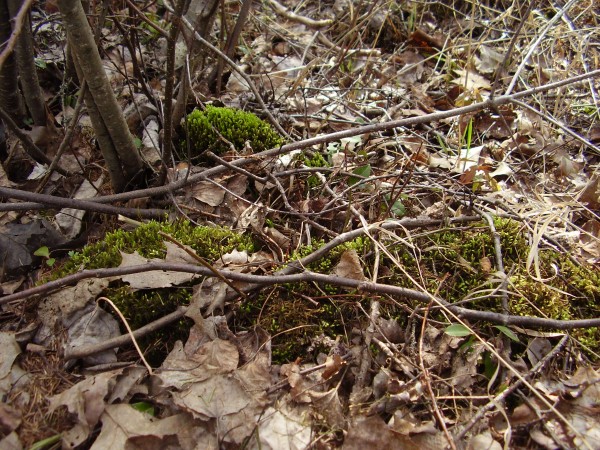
[34, 246, 55, 267]
[183, 106, 284, 157]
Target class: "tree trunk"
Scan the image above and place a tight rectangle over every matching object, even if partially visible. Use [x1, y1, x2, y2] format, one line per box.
[57, 0, 143, 191]
[7, 0, 46, 126]
[0, 0, 25, 125]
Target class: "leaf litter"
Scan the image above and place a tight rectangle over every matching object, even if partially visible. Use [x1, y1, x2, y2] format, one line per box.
[2, 0, 600, 449]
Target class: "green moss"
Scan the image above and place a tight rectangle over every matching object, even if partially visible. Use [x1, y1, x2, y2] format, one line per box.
[49, 221, 255, 338]
[236, 286, 359, 364]
[304, 151, 330, 169]
[235, 237, 371, 363]
[52, 220, 256, 279]
[287, 236, 371, 274]
[303, 152, 330, 188]
[391, 218, 530, 302]
[387, 218, 600, 356]
[108, 286, 193, 329]
[509, 275, 571, 320]
[183, 106, 284, 157]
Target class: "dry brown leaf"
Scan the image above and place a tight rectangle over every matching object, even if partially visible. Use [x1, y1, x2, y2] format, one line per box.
[475, 45, 505, 74]
[322, 354, 346, 380]
[172, 374, 251, 420]
[450, 341, 485, 391]
[119, 242, 200, 289]
[344, 414, 446, 450]
[452, 69, 491, 91]
[480, 256, 492, 273]
[579, 177, 600, 209]
[334, 249, 367, 281]
[251, 402, 312, 450]
[91, 404, 207, 450]
[309, 388, 346, 429]
[580, 219, 600, 260]
[0, 332, 27, 399]
[281, 362, 312, 403]
[48, 370, 122, 448]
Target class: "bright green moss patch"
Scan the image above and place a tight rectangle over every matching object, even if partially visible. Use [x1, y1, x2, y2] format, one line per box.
[48, 221, 255, 351]
[52, 220, 256, 279]
[183, 106, 284, 157]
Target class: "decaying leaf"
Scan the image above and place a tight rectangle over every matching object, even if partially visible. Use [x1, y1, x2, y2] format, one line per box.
[334, 249, 367, 281]
[119, 242, 200, 289]
[250, 403, 312, 450]
[344, 414, 446, 450]
[48, 370, 124, 448]
[91, 404, 207, 450]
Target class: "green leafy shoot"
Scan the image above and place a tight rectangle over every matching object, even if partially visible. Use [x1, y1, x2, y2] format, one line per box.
[34, 246, 50, 258]
[348, 164, 371, 186]
[445, 323, 472, 337]
[384, 193, 406, 218]
[34, 246, 55, 267]
[131, 402, 156, 416]
[494, 325, 520, 342]
[29, 434, 62, 450]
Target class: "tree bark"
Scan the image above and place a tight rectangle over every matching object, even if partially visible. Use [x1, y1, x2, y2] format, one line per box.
[57, 0, 143, 190]
[0, 0, 25, 125]
[7, 0, 46, 126]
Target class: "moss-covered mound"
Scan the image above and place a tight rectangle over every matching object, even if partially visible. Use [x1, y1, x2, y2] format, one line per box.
[53, 220, 255, 277]
[49, 221, 256, 347]
[183, 106, 284, 157]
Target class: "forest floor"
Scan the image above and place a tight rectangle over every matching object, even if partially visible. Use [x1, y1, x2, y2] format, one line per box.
[1, 0, 600, 449]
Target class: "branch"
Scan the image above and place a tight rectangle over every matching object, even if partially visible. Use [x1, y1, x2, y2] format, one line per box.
[66, 306, 187, 361]
[4, 262, 600, 330]
[1, 70, 596, 213]
[0, 187, 167, 218]
[68, 67, 600, 206]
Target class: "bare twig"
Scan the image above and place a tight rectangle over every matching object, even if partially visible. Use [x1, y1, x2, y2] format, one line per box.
[505, 0, 579, 95]
[65, 67, 600, 206]
[418, 301, 457, 450]
[0, 187, 167, 217]
[65, 306, 187, 361]
[36, 81, 88, 192]
[158, 231, 246, 299]
[159, 0, 186, 184]
[98, 296, 153, 375]
[4, 262, 600, 331]
[265, 0, 333, 28]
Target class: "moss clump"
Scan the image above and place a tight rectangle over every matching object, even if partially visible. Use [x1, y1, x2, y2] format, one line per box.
[509, 275, 572, 320]
[237, 286, 360, 364]
[183, 106, 284, 157]
[52, 220, 256, 279]
[49, 221, 255, 345]
[287, 236, 371, 274]
[397, 218, 529, 302]
[390, 218, 600, 354]
[302, 151, 330, 188]
[236, 236, 371, 363]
